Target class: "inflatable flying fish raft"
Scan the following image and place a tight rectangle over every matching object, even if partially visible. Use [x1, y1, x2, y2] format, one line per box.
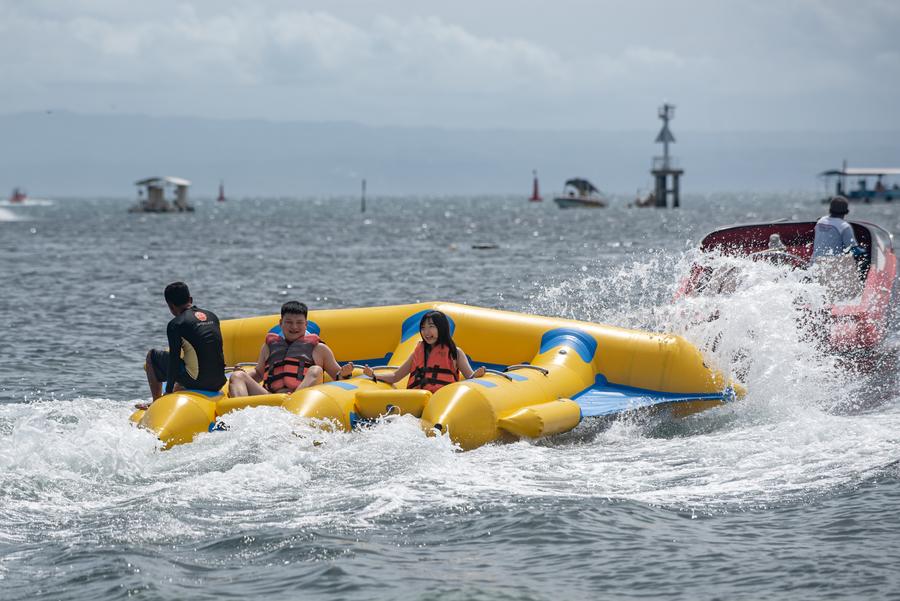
[130, 302, 744, 450]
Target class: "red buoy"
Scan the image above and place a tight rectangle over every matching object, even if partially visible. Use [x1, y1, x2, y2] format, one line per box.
[529, 170, 542, 202]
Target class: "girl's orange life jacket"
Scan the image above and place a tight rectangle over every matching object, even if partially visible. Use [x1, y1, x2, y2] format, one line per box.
[264, 332, 320, 392]
[407, 342, 459, 393]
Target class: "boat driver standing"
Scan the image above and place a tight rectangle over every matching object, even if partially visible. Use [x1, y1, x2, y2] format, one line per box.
[143, 281, 226, 404]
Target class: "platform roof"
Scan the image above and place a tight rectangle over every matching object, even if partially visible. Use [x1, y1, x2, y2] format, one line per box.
[134, 176, 192, 187]
[819, 168, 900, 177]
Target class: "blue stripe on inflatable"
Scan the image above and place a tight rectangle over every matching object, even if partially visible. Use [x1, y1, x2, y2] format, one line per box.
[185, 389, 223, 398]
[470, 380, 498, 388]
[401, 310, 456, 342]
[267, 320, 321, 336]
[323, 381, 358, 390]
[539, 328, 597, 363]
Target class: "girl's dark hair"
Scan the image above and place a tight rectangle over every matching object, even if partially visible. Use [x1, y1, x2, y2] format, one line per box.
[420, 310, 457, 360]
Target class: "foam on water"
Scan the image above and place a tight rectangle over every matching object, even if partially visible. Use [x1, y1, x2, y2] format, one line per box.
[1, 249, 897, 564]
[0, 207, 23, 221]
[0, 198, 54, 207]
[529, 249, 900, 505]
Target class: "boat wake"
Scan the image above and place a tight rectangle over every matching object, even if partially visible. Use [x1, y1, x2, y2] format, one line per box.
[0, 250, 898, 542]
[0, 207, 23, 221]
[524, 249, 900, 506]
[0, 198, 54, 207]
[0, 198, 54, 206]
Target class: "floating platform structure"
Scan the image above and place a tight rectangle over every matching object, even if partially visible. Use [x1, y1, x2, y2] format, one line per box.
[651, 103, 683, 208]
[131, 302, 742, 451]
[130, 176, 194, 213]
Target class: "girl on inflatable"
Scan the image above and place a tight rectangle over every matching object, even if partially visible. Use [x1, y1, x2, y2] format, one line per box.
[363, 310, 485, 392]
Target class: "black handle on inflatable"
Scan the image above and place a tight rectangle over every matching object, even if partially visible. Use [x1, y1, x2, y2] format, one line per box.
[482, 369, 513, 381]
[506, 364, 549, 376]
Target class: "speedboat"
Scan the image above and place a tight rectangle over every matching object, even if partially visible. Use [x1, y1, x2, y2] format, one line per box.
[678, 221, 897, 354]
[554, 178, 608, 209]
[131, 302, 742, 450]
[9, 187, 26, 203]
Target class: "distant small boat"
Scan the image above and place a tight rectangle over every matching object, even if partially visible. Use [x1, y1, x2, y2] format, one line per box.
[217, 181, 226, 202]
[9, 187, 26, 203]
[554, 178, 608, 209]
[529, 170, 542, 202]
[819, 166, 900, 203]
[630, 190, 655, 208]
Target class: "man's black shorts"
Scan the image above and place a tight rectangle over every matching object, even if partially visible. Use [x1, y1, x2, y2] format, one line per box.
[147, 349, 203, 389]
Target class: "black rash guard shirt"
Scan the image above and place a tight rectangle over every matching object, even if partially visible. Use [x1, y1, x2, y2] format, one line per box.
[165, 306, 226, 394]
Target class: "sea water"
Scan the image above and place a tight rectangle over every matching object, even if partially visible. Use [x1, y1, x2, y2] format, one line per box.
[1, 194, 899, 600]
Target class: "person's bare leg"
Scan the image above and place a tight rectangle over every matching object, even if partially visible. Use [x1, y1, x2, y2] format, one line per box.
[296, 366, 324, 390]
[229, 371, 269, 397]
[244, 379, 269, 395]
[145, 351, 162, 400]
[229, 371, 252, 397]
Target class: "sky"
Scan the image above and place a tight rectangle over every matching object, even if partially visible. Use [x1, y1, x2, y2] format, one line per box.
[2, 0, 899, 132]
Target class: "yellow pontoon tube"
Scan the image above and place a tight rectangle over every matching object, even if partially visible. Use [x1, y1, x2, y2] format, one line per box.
[131, 302, 743, 450]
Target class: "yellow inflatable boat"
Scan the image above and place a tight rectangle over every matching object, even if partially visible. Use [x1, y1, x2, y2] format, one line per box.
[131, 302, 742, 450]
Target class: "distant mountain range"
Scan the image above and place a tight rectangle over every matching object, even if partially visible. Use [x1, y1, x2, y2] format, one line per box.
[1, 111, 897, 197]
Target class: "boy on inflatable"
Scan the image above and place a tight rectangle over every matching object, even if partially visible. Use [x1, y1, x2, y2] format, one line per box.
[228, 301, 353, 397]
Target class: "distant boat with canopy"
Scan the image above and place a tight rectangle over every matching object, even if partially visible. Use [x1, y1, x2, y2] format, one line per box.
[819, 165, 900, 203]
[553, 178, 608, 209]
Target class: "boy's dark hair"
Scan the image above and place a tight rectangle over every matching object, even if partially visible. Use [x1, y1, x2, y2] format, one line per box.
[281, 301, 308, 318]
[164, 282, 191, 306]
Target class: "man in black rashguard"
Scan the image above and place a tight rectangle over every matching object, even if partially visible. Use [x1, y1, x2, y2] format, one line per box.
[143, 282, 226, 402]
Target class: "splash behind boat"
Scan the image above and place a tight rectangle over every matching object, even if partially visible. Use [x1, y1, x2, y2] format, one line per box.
[679, 220, 897, 353]
[131, 302, 742, 450]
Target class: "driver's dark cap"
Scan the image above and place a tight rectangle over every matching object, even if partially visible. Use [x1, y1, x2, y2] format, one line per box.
[829, 196, 849, 216]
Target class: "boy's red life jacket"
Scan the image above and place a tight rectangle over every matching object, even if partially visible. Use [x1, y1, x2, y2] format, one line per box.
[407, 342, 459, 393]
[264, 332, 320, 392]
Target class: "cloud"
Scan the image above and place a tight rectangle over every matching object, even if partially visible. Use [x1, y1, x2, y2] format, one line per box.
[624, 46, 686, 69]
[0, 6, 565, 92]
[1, 1, 899, 130]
